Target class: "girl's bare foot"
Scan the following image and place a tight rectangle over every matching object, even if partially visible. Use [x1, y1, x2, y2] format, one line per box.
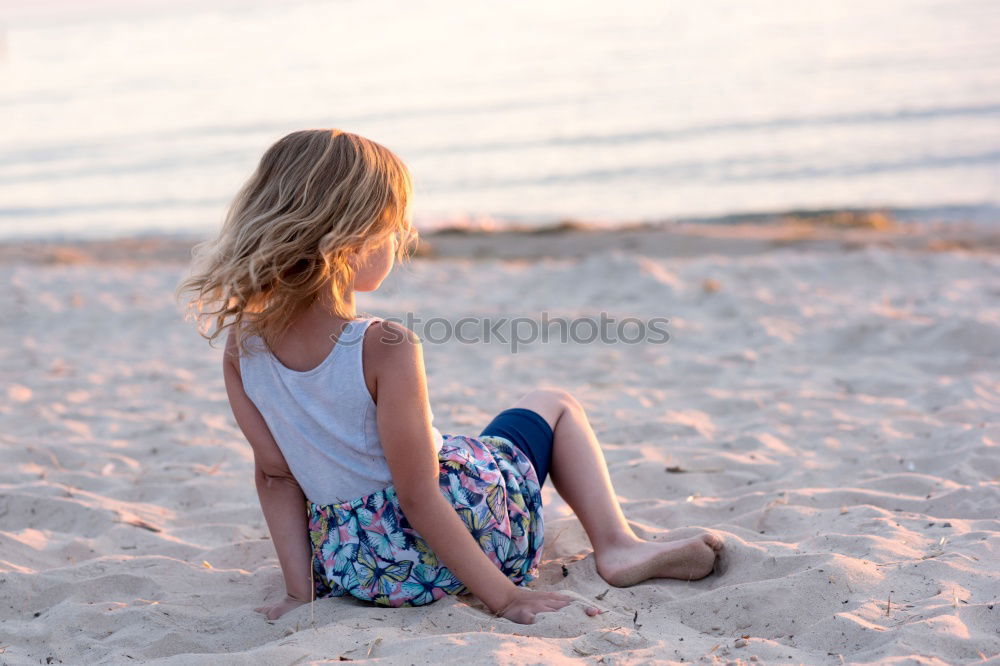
[255, 594, 309, 620]
[595, 533, 723, 588]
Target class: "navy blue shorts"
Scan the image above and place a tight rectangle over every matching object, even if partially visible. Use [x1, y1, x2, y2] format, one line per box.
[480, 407, 554, 487]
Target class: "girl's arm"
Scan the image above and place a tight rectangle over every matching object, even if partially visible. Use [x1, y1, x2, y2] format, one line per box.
[368, 322, 570, 620]
[222, 331, 312, 618]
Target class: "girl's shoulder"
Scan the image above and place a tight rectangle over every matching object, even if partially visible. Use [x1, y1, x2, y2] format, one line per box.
[224, 321, 270, 375]
[361, 318, 424, 384]
[360, 317, 422, 404]
[223, 325, 242, 369]
[363, 318, 420, 348]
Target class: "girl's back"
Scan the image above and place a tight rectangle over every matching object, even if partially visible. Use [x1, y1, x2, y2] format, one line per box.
[239, 314, 444, 505]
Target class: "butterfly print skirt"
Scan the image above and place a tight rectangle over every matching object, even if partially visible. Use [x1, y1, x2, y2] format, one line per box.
[307, 434, 545, 607]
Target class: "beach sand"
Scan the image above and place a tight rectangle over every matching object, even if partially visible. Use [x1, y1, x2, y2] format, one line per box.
[1, 220, 998, 664]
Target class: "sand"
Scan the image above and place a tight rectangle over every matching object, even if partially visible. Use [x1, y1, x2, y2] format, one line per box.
[1, 221, 998, 664]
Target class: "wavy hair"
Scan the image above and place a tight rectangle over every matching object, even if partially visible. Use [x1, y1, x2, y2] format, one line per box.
[175, 129, 417, 357]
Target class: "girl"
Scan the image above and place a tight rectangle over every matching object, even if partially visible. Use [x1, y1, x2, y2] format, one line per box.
[176, 129, 723, 625]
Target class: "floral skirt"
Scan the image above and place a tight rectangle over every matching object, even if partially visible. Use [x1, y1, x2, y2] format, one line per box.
[307, 434, 544, 607]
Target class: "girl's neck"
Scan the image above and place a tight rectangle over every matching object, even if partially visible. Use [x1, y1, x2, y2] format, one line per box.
[311, 286, 356, 320]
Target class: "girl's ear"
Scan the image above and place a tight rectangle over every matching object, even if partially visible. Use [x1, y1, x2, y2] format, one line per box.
[346, 244, 367, 273]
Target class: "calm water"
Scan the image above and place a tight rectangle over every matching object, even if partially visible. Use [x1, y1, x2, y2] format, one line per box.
[1, 0, 999, 240]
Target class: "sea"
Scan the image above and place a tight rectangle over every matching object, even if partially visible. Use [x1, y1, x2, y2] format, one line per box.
[1, 0, 998, 240]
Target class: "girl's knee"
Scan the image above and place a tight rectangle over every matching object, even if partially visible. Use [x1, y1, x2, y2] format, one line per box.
[519, 387, 580, 414]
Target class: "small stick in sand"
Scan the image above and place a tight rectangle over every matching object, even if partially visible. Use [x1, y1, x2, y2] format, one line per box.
[309, 567, 316, 628]
[121, 518, 162, 533]
[886, 592, 891, 616]
[665, 465, 723, 474]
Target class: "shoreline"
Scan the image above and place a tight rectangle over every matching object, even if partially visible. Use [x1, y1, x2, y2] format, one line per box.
[2, 209, 998, 266]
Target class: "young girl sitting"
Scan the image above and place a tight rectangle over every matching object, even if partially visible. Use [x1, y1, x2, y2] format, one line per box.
[176, 129, 723, 625]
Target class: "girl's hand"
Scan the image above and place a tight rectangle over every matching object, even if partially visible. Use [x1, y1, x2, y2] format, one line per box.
[255, 594, 309, 620]
[495, 587, 574, 624]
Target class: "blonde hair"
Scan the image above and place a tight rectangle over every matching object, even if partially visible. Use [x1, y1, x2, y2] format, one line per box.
[175, 129, 417, 357]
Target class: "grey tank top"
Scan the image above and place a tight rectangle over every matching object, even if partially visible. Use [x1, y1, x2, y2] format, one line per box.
[238, 315, 445, 505]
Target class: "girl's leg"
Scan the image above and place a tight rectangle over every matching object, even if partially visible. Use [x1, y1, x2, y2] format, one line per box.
[511, 388, 724, 587]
